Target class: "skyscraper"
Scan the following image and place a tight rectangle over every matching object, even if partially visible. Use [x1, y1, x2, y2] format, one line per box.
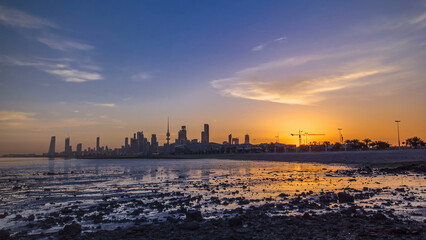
[65, 137, 71, 153]
[137, 131, 144, 152]
[151, 134, 158, 153]
[245, 134, 250, 144]
[96, 137, 100, 152]
[201, 124, 209, 144]
[178, 126, 187, 144]
[228, 134, 232, 145]
[48, 136, 56, 155]
[125, 137, 129, 149]
[76, 143, 82, 153]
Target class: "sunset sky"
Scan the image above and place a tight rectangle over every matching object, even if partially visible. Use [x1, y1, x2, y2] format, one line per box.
[0, 0, 425, 154]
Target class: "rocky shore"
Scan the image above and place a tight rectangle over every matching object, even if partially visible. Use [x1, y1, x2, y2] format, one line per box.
[1, 160, 424, 239]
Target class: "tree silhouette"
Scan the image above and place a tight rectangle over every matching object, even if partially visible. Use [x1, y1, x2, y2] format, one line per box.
[373, 141, 390, 150]
[362, 138, 372, 150]
[405, 137, 425, 149]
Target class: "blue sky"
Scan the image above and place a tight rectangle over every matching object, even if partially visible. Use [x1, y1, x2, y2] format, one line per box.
[0, 0, 425, 153]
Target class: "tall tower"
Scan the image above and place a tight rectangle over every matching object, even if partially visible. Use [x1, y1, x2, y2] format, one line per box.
[245, 134, 250, 144]
[228, 134, 232, 145]
[166, 117, 170, 145]
[65, 137, 70, 153]
[202, 124, 209, 144]
[96, 137, 100, 152]
[178, 126, 187, 144]
[48, 136, 56, 155]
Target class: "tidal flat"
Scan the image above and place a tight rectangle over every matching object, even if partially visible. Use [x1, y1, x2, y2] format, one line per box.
[0, 156, 425, 239]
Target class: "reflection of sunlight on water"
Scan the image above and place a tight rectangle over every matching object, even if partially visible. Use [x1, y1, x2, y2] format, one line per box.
[0, 157, 424, 232]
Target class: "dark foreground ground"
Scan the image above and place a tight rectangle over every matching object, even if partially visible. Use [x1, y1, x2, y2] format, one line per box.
[1, 159, 425, 240]
[8, 203, 425, 240]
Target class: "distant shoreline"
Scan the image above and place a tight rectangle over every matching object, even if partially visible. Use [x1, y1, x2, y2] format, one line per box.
[2, 149, 425, 165]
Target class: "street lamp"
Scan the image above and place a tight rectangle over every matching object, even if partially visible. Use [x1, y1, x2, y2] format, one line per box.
[395, 120, 401, 150]
[337, 128, 343, 144]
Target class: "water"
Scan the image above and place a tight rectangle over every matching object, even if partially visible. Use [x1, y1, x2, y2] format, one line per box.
[0, 157, 424, 235]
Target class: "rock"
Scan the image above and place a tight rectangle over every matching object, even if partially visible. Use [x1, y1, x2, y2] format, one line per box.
[27, 214, 35, 221]
[228, 216, 243, 227]
[0, 229, 10, 240]
[372, 212, 388, 221]
[337, 192, 354, 203]
[180, 221, 200, 230]
[185, 210, 203, 222]
[58, 222, 81, 237]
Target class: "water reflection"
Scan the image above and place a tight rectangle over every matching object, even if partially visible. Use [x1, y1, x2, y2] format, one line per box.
[0, 157, 424, 233]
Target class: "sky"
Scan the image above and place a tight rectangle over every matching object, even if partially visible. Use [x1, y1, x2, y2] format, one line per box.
[0, 0, 425, 154]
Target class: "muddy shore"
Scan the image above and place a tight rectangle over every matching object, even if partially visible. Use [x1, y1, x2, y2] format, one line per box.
[180, 149, 426, 164]
[1, 160, 424, 240]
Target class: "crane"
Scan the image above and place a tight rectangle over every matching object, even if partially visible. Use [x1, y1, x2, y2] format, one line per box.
[290, 130, 325, 146]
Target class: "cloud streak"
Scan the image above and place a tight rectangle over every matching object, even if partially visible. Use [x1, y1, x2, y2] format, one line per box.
[0, 5, 57, 29]
[0, 111, 36, 121]
[252, 36, 287, 51]
[211, 49, 399, 105]
[37, 36, 94, 51]
[131, 72, 152, 81]
[2, 56, 103, 83]
[87, 102, 116, 108]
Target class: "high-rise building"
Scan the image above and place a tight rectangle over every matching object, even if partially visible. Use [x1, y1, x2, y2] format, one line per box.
[245, 134, 250, 144]
[232, 138, 239, 145]
[151, 134, 158, 153]
[125, 137, 129, 149]
[76, 143, 82, 153]
[201, 124, 209, 144]
[228, 134, 232, 145]
[178, 126, 187, 144]
[48, 136, 56, 155]
[137, 131, 144, 152]
[96, 137, 100, 152]
[65, 137, 71, 153]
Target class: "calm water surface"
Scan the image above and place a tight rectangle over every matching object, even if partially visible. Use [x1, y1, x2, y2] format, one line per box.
[0, 157, 424, 234]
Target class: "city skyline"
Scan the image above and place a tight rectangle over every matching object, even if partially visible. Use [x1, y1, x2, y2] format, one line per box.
[0, 1, 425, 154]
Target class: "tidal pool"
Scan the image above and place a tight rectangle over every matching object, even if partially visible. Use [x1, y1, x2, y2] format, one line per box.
[0, 157, 424, 236]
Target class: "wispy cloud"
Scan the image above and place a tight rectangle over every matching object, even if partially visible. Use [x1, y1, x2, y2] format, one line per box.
[87, 102, 116, 108]
[252, 36, 287, 51]
[0, 111, 36, 121]
[274, 36, 287, 41]
[131, 72, 152, 81]
[0, 5, 101, 82]
[37, 36, 94, 51]
[2, 56, 103, 83]
[0, 5, 57, 29]
[252, 44, 265, 51]
[45, 69, 102, 82]
[212, 47, 400, 105]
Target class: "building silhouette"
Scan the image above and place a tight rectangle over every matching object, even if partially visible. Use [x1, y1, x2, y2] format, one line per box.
[48, 136, 56, 155]
[96, 137, 100, 152]
[201, 124, 209, 144]
[178, 126, 187, 144]
[151, 134, 158, 153]
[228, 134, 232, 145]
[64, 137, 71, 154]
[125, 137, 129, 149]
[76, 143, 82, 154]
[245, 134, 250, 144]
